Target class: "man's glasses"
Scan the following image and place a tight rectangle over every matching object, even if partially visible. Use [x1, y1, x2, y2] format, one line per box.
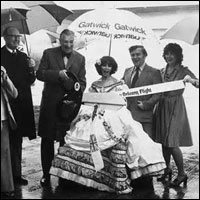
[6, 34, 22, 39]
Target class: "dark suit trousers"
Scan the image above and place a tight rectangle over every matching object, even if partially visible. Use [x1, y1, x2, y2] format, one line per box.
[9, 129, 23, 178]
[141, 122, 153, 139]
[41, 138, 55, 178]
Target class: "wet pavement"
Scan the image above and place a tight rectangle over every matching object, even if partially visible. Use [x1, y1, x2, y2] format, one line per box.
[1, 137, 199, 199]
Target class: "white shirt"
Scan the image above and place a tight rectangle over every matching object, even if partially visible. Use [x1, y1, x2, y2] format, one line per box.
[131, 62, 146, 82]
[6, 46, 17, 54]
[63, 56, 68, 68]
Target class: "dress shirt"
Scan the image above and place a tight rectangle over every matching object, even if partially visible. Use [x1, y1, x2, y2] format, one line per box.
[6, 46, 17, 54]
[131, 62, 146, 83]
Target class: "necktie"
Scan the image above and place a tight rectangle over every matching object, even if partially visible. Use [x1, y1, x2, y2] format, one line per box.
[131, 67, 140, 88]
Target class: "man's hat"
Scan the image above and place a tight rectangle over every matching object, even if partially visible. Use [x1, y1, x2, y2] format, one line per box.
[57, 72, 83, 122]
[61, 71, 81, 93]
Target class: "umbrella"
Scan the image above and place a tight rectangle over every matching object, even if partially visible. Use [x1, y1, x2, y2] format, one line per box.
[1, 7, 27, 24]
[161, 15, 199, 45]
[68, 8, 159, 56]
[21, 1, 73, 33]
[1, 1, 30, 18]
[67, 8, 163, 87]
[1, 1, 30, 35]
[1, 1, 73, 34]
[1, 1, 73, 55]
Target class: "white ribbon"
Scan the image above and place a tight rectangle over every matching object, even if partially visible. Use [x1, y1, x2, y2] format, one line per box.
[89, 105, 104, 171]
[118, 80, 185, 98]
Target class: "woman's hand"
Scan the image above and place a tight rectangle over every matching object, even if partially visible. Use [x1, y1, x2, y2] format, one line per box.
[183, 75, 199, 88]
[183, 75, 193, 83]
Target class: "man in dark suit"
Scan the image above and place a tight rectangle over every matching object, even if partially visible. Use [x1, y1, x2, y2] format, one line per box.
[1, 27, 36, 185]
[36, 29, 86, 186]
[122, 45, 162, 189]
[122, 45, 162, 138]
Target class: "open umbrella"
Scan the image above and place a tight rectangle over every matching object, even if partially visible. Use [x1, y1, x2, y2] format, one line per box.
[2, 1, 73, 34]
[1, 1, 30, 35]
[161, 15, 199, 45]
[1, 1, 73, 55]
[67, 8, 163, 87]
[1, 1, 30, 18]
[21, 1, 73, 33]
[68, 8, 159, 56]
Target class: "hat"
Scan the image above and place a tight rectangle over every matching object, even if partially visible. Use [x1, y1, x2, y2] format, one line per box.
[57, 72, 83, 122]
[61, 71, 81, 93]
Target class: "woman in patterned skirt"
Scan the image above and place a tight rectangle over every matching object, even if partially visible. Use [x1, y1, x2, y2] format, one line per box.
[50, 56, 166, 194]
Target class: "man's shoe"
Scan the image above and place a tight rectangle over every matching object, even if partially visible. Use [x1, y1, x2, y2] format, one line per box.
[40, 176, 50, 187]
[131, 176, 154, 189]
[14, 177, 28, 185]
[1, 191, 15, 197]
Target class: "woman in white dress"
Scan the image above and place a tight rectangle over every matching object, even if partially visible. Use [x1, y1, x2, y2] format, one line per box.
[50, 56, 166, 194]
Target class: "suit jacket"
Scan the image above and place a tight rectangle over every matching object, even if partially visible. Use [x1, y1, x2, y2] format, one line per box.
[36, 46, 86, 140]
[122, 64, 162, 123]
[1, 46, 36, 139]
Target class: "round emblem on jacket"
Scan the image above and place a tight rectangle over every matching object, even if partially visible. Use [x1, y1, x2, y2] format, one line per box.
[74, 82, 80, 91]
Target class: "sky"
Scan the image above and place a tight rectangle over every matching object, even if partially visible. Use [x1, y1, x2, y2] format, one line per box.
[54, 1, 199, 10]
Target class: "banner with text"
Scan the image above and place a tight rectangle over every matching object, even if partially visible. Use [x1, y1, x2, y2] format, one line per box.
[118, 80, 185, 98]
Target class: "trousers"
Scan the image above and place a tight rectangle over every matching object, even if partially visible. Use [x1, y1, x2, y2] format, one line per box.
[9, 128, 23, 178]
[1, 120, 14, 192]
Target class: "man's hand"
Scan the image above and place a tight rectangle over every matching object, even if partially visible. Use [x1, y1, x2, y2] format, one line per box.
[137, 101, 145, 110]
[1, 66, 8, 84]
[27, 57, 36, 68]
[59, 70, 69, 82]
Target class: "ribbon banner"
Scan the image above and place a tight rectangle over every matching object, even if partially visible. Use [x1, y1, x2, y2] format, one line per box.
[89, 105, 104, 171]
[118, 80, 185, 98]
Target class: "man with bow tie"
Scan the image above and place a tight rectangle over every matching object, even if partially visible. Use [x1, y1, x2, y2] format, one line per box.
[1, 26, 36, 186]
[36, 29, 86, 186]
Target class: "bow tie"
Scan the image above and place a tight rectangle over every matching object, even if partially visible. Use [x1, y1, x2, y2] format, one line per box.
[62, 51, 71, 59]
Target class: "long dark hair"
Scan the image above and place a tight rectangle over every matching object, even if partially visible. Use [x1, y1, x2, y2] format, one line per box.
[163, 43, 183, 64]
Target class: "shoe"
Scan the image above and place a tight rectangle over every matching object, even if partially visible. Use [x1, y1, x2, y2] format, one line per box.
[131, 176, 153, 190]
[40, 176, 50, 187]
[14, 176, 28, 185]
[170, 174, 188, 187]
[157, 168, 172, 182]
[1, 191, 15, 197]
